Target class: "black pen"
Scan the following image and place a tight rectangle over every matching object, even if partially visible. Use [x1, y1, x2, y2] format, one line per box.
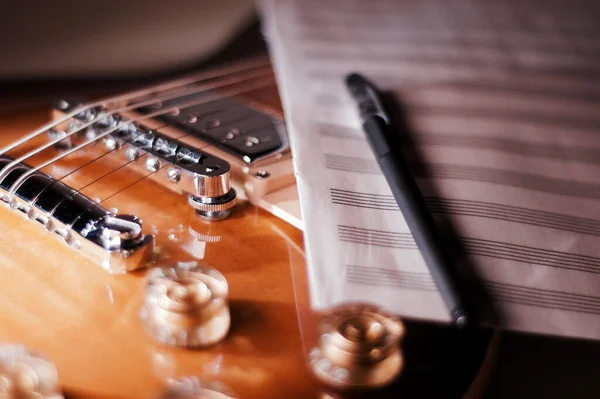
[345, 73, 470, 327]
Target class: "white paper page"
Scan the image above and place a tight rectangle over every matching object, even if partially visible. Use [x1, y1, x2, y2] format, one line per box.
[260, 0, 600, 339]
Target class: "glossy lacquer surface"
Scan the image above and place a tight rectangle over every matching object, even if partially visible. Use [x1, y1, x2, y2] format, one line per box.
[0, 79, 493, 398]
[0, 104, 319, 399]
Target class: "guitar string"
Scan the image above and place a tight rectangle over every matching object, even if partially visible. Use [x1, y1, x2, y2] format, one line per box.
[39, 106, 234, 199]
[9, 74, 274, 199]
[28, 76, 276, 229]
[0, 56, 271, 156]
[24, 67, 273, 206]
[94, 81, 277, 203]
[0, 71, 271, 196]
[13, 73, 274, 208]
[0, 65, 273, 187]
[75, 107, 261, 197]
[65, 80, 277, 229]
[0, 66, 273, 189]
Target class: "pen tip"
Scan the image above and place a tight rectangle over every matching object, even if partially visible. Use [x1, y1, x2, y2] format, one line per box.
[452, 307, 470, 328]
[456, 315, 469, 328]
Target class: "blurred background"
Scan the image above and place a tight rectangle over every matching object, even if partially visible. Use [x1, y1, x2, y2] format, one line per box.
[0, 0, 262, 113]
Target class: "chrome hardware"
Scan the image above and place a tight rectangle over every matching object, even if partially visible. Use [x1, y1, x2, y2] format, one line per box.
[140, 262, 230, 348]
[99, 215, 145, 249]
[76, 108, 97, 123]
[84, 128, 97, 141]
[224, 129, 240, 140]
[158, 377, 236, 399]
[136, 97, 289, 165]
[208, 119, 221, 128]
[103, 137, 118, 150]
[0, 155, 154, 273]
[47, 128, 72, 150]
[146, 157, 161, 172]
[188, 190, 236, 221]
[55, 100, 239, 222]
[309, 303, 404, 390]
[255, 170, 270, 179]
[244, 136, 260, 147]
[167, 168, 181, 183]
[125, 147, 140, 161]
[56, 99, 69, 110]
[0, 344, 64, 399]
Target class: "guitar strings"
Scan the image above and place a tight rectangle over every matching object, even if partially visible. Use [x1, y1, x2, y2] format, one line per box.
[0, 65, 274, 187]
[0, 65, 273, 188]
[24, 66, 274, 205]
[9, 74, 274, 197]
[76, 103, 262, 198]
[26, 76, 276, 228]
[69, 78, 277, 226]
[0, 56, 271, 157]
[94, 79, 277, 204]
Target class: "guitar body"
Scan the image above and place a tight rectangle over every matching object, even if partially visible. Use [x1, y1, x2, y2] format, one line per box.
[0, 62, 495, 399]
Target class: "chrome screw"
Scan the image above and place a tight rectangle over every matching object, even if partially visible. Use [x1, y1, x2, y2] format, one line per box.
[104, 137, 117, 150]
[244, 137, 260, 147]
[56, 99, 69, 110]
[208, 119, 221, 128]
[255, 170, 270, 179]
[125, 148, 140, 161]
[167, 168, 181, 183]
[146, 157, 160, 172]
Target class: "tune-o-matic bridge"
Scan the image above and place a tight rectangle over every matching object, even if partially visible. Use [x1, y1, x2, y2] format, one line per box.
[0, 156, 153, 273]
[53, 101, 238, 221]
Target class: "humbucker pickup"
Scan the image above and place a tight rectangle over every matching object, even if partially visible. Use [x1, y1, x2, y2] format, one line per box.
[137, 96, 287, 164]
[0, 156, 153, 273]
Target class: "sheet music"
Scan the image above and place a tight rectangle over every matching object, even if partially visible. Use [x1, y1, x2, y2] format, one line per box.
[259, 0, 600, 339]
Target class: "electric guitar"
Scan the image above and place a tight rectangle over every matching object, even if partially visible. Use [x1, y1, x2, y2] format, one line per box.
[0, 57, 495, 398]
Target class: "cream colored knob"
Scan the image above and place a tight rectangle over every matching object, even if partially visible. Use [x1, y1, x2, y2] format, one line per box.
[309, 303, 404, 390]
[0, 344, 63, 399]
[141, 262, 230, 348]
[157, 377, 236, 399]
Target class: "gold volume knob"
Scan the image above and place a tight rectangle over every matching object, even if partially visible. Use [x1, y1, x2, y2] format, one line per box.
[309, 303, 405, 390]
[157, 377, 236, 399]
[0, 345, 63, 399]
[141, 262, 230, 348]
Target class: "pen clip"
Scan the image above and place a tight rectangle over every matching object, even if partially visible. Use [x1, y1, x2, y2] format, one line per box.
[345, 73, 390, 125]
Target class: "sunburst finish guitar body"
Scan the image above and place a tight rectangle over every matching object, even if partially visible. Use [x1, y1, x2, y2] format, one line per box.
[0, 58, 495, 399]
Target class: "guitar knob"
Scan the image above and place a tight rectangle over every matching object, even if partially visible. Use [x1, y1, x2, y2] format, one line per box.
[140, 262, 230, 348]
[308, 303, 404, 391]
[0, 344, 63, 398]
[157, 377, 236, 399]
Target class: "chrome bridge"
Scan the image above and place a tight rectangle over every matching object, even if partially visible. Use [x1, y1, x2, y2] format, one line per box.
[0, 156, 153, 273]
[53, 100, 239, 221]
